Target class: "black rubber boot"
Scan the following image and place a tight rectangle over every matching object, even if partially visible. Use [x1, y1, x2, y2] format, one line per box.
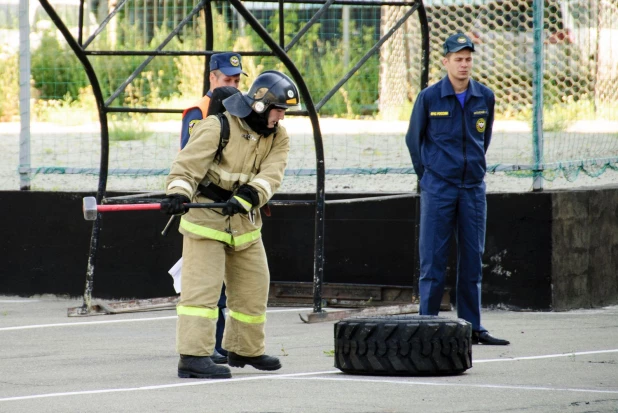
[228, 352, 282, 371]
[178, 355, 232, 379]
[211, 349, 228, 364]
[472, 331, 510, 345]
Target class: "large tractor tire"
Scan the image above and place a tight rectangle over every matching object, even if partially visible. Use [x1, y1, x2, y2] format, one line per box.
[334, 315, 472, 375]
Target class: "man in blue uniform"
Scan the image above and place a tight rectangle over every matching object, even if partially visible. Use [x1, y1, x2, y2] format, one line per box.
[405, 32, 509, 345]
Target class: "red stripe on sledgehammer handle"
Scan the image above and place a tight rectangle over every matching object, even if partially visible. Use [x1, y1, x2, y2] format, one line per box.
[97, 202, 228, 212]
[97, 203, 162, 212]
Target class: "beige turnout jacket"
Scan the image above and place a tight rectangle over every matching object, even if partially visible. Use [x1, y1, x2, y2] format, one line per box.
[165, 112, 290, 250]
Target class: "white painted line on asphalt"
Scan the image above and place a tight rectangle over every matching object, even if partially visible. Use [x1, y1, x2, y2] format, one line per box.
[0, 299, 41, 303]
[1, 348, 618, 403]
[291, 376, 618, 395]
[475, 349, 618, 363]
[0, 370, 339, 403]
[267, 308, 314, 313]
[0, 316, 179, 331]
[0, 308, 312, 331]
[517, 305, 618, 315]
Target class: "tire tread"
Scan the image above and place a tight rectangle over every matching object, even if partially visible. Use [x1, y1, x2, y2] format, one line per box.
[334, 315, 472, 376]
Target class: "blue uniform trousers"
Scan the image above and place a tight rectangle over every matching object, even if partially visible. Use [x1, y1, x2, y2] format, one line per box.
[418, 172, 487, 332]
[216, 285, 227, 356]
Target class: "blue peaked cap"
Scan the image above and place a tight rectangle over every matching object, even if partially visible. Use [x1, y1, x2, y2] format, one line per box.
[443, 33, 475, 55]
[209, 52, 247, 76]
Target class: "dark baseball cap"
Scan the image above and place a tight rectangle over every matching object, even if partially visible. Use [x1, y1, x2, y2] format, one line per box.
[443, 33, 475, 55]
[209, 52, 247, 76]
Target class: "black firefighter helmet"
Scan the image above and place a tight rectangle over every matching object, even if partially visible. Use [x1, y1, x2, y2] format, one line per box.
[223, 70, 300, 118]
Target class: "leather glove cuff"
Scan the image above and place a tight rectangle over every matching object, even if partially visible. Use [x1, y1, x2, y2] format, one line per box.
[236, 184, 259, 207]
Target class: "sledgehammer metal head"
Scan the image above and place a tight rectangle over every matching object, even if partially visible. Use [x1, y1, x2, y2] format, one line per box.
[83, 196, 98, 221]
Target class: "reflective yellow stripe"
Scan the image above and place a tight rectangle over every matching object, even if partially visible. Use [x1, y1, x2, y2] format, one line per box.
[229, 310, 266, 324]
[180, 217, 261, 247]
[234, 228, 261, 246]
[180, 218, 232, 244]
[177, 305, 218, 319]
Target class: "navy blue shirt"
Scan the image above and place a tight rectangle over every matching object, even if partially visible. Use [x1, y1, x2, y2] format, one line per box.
[456, 90, 466, 108]
[405, 76, 495, 187]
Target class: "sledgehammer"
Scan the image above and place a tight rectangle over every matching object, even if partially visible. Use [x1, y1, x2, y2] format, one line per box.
[82, 196, 226, 221]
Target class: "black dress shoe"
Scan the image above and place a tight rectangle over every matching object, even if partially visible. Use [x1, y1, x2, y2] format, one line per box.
[178, 355, 232, 379]
[228, 352, 282, 371]
[472, 331, 510, 345]
[211, 349, 228, 365]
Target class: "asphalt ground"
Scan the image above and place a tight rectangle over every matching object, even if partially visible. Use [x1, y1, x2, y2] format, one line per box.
[1, 295, 617, 413]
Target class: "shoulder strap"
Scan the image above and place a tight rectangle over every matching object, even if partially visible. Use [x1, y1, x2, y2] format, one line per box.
[214, 113, 230, 165]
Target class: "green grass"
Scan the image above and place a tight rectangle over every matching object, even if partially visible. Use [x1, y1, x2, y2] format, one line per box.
[498, 96, 618, 128]
[109, 119, 152, 141]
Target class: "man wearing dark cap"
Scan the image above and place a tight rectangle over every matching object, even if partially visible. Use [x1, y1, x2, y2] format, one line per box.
[405, 33, 509, 345]
[173, 52, 247, 365]
[180, 52, 247, 148]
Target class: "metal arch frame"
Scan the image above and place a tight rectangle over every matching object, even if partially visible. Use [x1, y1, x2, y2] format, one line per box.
[38, 0, 111, 314]
[37, 0, 428, 315]
[226, 0, 328, 313]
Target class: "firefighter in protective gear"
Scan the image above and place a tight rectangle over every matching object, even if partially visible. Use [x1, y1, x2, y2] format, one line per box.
[175, 52, 246, 364]
[163, 70, 300, 379]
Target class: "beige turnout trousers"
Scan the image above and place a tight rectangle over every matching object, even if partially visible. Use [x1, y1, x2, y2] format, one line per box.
[177, 236, 270, 357]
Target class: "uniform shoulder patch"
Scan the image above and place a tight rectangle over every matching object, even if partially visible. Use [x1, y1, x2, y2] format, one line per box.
[188, 119, 200, 136]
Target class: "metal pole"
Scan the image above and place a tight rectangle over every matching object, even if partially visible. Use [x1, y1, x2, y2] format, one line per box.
[414, 1, 429, 302]
[18, 0, 31, 191]
[279, 0, 284, 47]
[77, 0, 84, 45]
[532, 0, 544, 191]
[342, 5, 349, 68]
[204, 0, 213, 96]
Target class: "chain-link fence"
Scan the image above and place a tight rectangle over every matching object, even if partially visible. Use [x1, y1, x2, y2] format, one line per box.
[382, 0, 618, 185]
[1, 0, 617, 193]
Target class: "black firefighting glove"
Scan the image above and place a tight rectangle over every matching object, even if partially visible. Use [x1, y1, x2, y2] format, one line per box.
[222, 185, 259, 216]
[160, 194, 190, 215]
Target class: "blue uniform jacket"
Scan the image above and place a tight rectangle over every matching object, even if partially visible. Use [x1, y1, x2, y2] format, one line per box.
[180, 108, 203, 149]
[405, 76, 495, 187]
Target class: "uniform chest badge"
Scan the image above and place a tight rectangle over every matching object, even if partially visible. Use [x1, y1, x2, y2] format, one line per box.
[476, 118, 486, 132]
